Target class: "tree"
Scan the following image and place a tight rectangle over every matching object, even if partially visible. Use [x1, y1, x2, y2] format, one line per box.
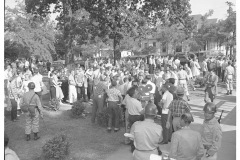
[25, 0, 194, 64]
[5, 1, 56, 61]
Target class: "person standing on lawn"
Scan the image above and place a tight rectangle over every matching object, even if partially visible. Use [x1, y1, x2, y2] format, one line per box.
[31, 68, 44, 106]
[166, 87, 191, 132]
[130, 102, 163, 160]
[202, 102, 222, 160]
[204, 66, 218, 103]
[169, 113, 204, 160]
[106, 80, 123, 132]
[20, 82, 43, 141]
[91, 77, 108, 124]
[225, 61, 235, 95]
[8, 71, 20, 122]
[159, 83, 173, 144]
[68, 70, 77, 104]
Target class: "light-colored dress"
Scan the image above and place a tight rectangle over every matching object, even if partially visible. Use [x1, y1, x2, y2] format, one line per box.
[191, 61, 200, 77]
[53, 75, 64, 100]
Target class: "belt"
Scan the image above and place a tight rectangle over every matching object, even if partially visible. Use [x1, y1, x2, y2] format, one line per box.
[203, 145, 211, 150]
[179, 79, 186, 80]
[173, 115, 181, 118]
[135, 148, 157, 152]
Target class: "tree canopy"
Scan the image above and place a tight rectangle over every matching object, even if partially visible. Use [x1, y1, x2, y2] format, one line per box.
[5, 1, 56, 61]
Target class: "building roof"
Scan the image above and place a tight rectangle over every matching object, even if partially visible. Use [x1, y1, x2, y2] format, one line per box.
[191, 14, 218, 28]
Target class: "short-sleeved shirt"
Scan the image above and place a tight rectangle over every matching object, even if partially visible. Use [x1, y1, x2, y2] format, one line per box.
[162, 90, 173, 114]
[31, 74, 43, 92]
[122, 94, 143, 115]
[106, 87, 121, 102]
[177, 70, 188, 80]
[93, 81, 107, 96]
[202, 117, 222, 156]
[130, 119, 163, 151]
[169, 98, 191, 117]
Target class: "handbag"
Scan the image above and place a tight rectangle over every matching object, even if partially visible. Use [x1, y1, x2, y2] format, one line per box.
[20, 94, 36, 116]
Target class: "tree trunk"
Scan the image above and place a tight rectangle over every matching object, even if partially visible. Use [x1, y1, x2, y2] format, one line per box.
[113, 34, 120, 66]
[226, 46, 229, 56]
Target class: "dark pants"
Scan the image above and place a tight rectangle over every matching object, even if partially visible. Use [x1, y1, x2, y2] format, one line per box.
[107, 101, 120, 129]
[76, 86, 86, 100]
[161, 114, 172, 143]
[203, 71, 206, 77]
[4, 79, 8, 96]
[47, 66, 50, 72]
[149, 64, 154, 74]
[128, 114, 144, 128]
[10, 99, 18, 121]
[87, 83, 93, 100]
[154, 87, 162, 115]
[50, 86, 56, 99]
[217, 67, 221, 78]
[91, 94, 105, 123]
[222, 70, 225, 82]
[61, 80, 69, 102]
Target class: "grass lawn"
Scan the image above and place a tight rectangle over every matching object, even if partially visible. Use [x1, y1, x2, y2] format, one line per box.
[4, 92, 126, 160]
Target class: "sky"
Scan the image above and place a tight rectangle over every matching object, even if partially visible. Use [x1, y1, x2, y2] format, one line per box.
[5, 0, 236, 20]
[190, 0, 236, 20]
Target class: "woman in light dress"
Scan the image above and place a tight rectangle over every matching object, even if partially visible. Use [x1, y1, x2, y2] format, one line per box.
[184, 63, 196, 91]
[191, 57, 201, 78]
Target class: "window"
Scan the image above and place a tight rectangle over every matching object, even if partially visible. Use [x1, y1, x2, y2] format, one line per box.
[176, 45, 182, 52]
[144, 43, 148, 48]
[153, 42, 156, 47]
[162, 43, 167, 53]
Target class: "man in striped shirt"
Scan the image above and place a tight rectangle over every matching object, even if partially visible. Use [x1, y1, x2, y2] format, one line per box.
[166, 87, 191, 132]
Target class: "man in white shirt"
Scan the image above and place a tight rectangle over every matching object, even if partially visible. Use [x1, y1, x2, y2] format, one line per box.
[221, 58, 228, 82]
[146, 75, 156, 95]
[24, 59, 29, 68]
[216, 58, 223, 78]
[202, 58, 208, 77]
[68, 70, 77, 104]
[174, 57, 180, 67]
[159, 83, 173, 144]
[31, 68, 44, 105]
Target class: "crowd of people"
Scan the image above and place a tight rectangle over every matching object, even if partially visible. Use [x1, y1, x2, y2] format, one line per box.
[4, 54, 236, 160]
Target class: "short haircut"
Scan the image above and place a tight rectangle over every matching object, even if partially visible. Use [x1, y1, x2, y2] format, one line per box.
[127, 87, 136, 97]
[181, 113, 194, 124]
[4, 133, 9, 148]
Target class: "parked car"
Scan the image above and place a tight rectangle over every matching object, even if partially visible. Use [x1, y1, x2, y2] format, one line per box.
[174, 52, 196, 66]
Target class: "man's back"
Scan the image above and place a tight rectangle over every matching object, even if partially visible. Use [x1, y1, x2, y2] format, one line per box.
[130, 119, 162, 151]
[170, 128, 204, 160]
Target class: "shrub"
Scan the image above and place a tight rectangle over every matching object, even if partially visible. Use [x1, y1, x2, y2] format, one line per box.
[71, 100, 86, 118]
[97, 108, 109, 127]
[42, 134, 70, 160]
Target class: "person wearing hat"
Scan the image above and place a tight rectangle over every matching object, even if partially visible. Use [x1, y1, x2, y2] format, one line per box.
[106, 80, 123, 132]
[19, 82, 43, 141]
[169, 113, 204, 160]
[166, 86, 191, 131]
[130, 102, 163, 160]
[224, 61, 235, 95]
[5, 133, 20, 160]
[159, 83, 173, 144]
[204, 65, 218, 103]
[177, 65, 190, 101]
[202, 102, 222, 160]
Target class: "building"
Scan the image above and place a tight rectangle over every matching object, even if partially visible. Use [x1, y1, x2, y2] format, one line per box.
[140, 14, 226, 56]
